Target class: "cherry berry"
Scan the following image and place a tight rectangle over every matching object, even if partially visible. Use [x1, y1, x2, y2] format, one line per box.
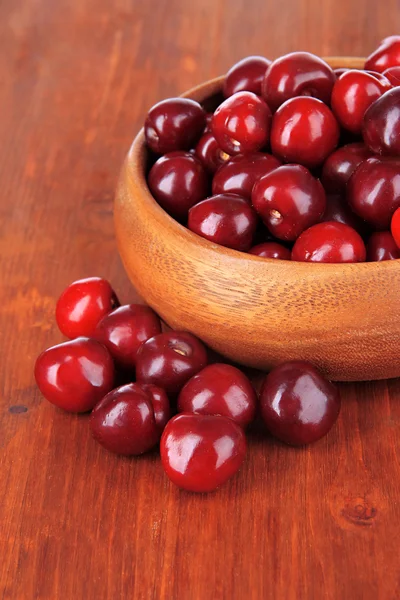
[362, 87, 400, 156]
[56, 277, 119, 339]
[224, 55, 271, 97]
[292, 221, 366, 263]
[391, 207, 400, 248]
[383, 66, 400, 86]
[321, 143, 374, 194]
[252, 165, 326, 241]
[367, 231, 400, 261]
[137, 383, 170, 433]
[136, 331, 208, 396]
[270, 97, 340, 168]
[322, 194, 370, 237]
[144, 98, 205, 154]
[365, 36, 400, 73]
[160, 414, 246, 492]
[34, 337, 115, 413]
[211, 92, 272, 155]
[212, 152, 281, 199]
[249, 242, 291, 260]
[195, 132, 230, 173]
[260, 361, 340, 446]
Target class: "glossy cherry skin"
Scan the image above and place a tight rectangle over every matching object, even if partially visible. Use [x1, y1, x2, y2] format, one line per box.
[322, 194, 370, 237]
[260, 361, 340, 446]
[331, 70, 391, 134]
[365, 36, 400, 73]
[90, 384, 160, 455]
[391, 207, 400, 247]
[177, 363, 257, 428]
[362, 88, 400, 156]
[383, 66, 400, 86]
[270, 97, 340, 169]
[34, 337, 115, 413]
[56, 277, 119, 339]
[262, 52, 335, 112]
[252, 165, 326, 241]
[137, 383, 170, 433]
[223, 55, 271, 98]
[212, 153, 281, 199]
[347, 157, 400, 229]
[148, 152, 209, 221]
[367, 231, 400, 261]
[195, 132, 230, 173]
[94, 304, 161, 369]
[292, 221, 366, 263]
[136, 331, 208, 396]
[188, 194, 258, 251]
[144, 98, 206, 154]
[211, 92, 272, 155]
[160, 414, 246, 492]
[249, 242, 291, 260]
[321, 143, 374, 194]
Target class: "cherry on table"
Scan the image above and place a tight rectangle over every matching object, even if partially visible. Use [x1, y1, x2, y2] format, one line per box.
[249, 242, 291, 260]
[195, 132, 230, 173]
[34, 337, 115, 413]
[362, 87, 400, 156]
[367, 231, 400, 261]
[365, 36, 400, 73]
[391, 207, 400, 248]
[291, 221, 366, 263]
[137, 383, 171, 433]
[223, 55, 271, 97]
[160, 413, 246, 492]
[212, 152, 281, 199]
[321, 143, 374, 194]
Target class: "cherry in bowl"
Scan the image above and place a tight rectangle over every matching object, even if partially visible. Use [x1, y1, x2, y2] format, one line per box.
[391, 207, 400, 248]
[223, 55, 271, 98]
[362, 87, 400, 157]
[249, 242, 291, 260]
[212, 152, 281, 200]
[365, 36, 400, 73]
[292, 221, 366, 263]
[367, 231, 400, 261]
[321, 143, 373, 194]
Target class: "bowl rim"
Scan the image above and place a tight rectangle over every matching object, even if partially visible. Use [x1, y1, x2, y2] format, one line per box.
[124, 56, 400, 271]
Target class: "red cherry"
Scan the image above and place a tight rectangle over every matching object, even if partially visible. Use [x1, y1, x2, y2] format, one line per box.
[249, 242, 291, 260]
[383, 66, 400, 86]
[55, 277, 119, 339]
[331, 70, 391, 134]
[136, 331, 208, 396]
[160, 413, 246, 492]
[212, 152, 281, 199]
[365, 71, 393, 90]
[391, 207, 400, 247]
[262, 52, 335, 112]
[362, 87, 400, 156]
[90, 383, 160, 455]
[178, 363, 257, 428]
[223, 55, 271, 97]
[365, 36, 400, 73]
[322, 194, 370, 237]
[334, 68, 349, 78]
[94, 304, 161, 369]
[148, 152, 209, 221]
[34, 338, 115, 413]
[195, 132, 230, 173]
[260, 361, 340, 446]
[292, 221, 366, 263]
[188, 194, 258, 251]
[144, 98, 205, 154]
[367, 231, 400, 261]
[321, 143, 374, 194]
[251, 165, 326, 241]
[270, 97, 340, 168]
[211, 92, 272, 155]
[347, 157, 400, 229]
[137, 383, 171, 432]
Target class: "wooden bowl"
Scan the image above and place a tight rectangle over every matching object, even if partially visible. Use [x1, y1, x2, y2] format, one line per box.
[115, 57, 400, 381]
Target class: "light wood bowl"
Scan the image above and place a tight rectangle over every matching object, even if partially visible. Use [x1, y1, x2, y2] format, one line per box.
[115, 57, 400, 381]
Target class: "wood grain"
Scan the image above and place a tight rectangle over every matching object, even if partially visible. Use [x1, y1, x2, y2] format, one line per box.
[1, 1, 400, 598]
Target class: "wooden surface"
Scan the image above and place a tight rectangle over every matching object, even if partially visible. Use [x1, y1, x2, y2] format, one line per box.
[2, 1, 400, 598]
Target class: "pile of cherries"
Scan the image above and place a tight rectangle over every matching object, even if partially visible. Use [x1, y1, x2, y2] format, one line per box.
[144, 38, 400, 262]
[34, 277, 341, 493]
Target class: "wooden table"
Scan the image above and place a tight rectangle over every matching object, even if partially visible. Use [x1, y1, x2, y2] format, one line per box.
[1, 1, 400, 598]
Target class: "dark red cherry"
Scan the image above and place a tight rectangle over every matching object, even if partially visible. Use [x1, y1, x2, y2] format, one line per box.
[262, 52, 335, 111]
[292, 221, 366, 263]
[34, 337, 115, 413]
[137, 383, 170, 433]
[362, 87, 400, 156]
[178, 363, 257, 428]
[321, 143, 374, 193]
[365, 36, 400, 73]
[212, 153, 281, 199]
[334, 68, 349, 78]
[211, 92, 272, 155]
[367, 231, 400, 261]
[94, 304, 161, 369]
[391, 207, 400, 247]
[383, 66, 400, 86]
[223, 55, 271, 97]
[160, 413, 246, 492]
[136, 331, 208, 396]
[322, 194, 370, 237]
[56, 277, 119, 339]
[331, 70, 391, 133]
[188, 194, 258, 251]
[260, 361, 341, 446]
[347, 157, 400, 229]
[195, 132, 230, 173]
[148, 152, 209, 221]
[90, 383, 160, 455]
[251, 164, 326, 241]
[144, 98, 206, 154]
[270, 97, 340, 168]
[249, 241, 291, 260]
